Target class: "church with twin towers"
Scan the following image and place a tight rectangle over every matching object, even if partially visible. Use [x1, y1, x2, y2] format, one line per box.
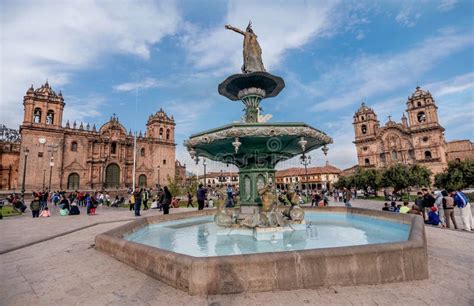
[353, 86, 473, 174]
[12, 81, 177, 191]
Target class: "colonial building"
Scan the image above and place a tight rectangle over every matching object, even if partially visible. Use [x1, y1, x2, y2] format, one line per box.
[353, 86, 473, 174]
[0, 125, 21, 190]
[275, 163, 341, 191]
[198, 171, 239, 188]
[12, 81, 177, 191]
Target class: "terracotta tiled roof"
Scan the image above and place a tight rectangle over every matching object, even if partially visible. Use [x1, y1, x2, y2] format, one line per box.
[198, 172, 239, 179]
[276, 165, 341, 178]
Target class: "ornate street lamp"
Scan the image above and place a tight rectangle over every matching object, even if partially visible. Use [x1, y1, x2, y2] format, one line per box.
[21, 148, 29, 200]
[300, 153, 311, 193]
[203, 158, 207, 187]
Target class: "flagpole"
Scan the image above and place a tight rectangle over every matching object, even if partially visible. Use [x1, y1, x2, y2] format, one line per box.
[132, 77, 138, 189]
[132, 131, 137, 189]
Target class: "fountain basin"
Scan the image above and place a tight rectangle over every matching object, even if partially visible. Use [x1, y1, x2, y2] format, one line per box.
[95, 207, 428, 295]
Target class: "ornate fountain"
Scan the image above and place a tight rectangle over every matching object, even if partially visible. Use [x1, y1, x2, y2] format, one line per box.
[185, 22, 333, 234]
[96, 23, 428, 296]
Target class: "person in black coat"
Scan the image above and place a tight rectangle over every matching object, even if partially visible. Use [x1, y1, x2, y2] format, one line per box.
[162, 186, 172, 215]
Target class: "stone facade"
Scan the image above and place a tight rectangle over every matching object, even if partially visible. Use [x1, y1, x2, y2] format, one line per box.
[13, 81, 176, 191]
[275, 163, 341, 191]
[0, 140, 20, 190]
[353, 86, 473, 174]
[198, 171, 239, 188]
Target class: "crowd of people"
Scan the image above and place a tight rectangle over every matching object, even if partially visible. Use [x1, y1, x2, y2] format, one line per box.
[3, 184, 472, 233]
[382, 188, 473, 231]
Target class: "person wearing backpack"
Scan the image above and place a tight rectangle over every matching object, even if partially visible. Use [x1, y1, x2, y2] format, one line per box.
[452, 189, 473, 232]
[442, 190, 458, 229]
[30, 196, 41, 218]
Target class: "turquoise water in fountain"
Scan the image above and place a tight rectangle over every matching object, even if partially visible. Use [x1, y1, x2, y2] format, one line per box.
[124, 212, 410, 257]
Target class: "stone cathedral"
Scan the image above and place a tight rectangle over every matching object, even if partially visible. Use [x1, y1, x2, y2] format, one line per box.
[353, 86, 473, 174]
[14, 81, 176, 191]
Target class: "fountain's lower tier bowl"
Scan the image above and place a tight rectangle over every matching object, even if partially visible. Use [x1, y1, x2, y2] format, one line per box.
[95, 207, 428, 295]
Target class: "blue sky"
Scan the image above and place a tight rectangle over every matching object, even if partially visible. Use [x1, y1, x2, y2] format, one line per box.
[1, 0, 473, 173]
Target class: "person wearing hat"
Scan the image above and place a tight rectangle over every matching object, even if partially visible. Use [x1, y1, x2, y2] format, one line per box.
[30, 196, 41, 218]
[425, 206, 441, 226]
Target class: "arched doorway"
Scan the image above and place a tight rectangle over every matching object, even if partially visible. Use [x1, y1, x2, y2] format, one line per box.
[67, 173, 80, 190]
[138, 174, 147, 188]
[105, 164, 120, 188]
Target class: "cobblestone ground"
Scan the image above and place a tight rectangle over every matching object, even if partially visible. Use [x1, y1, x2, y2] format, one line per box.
[1, 200, 473, 305]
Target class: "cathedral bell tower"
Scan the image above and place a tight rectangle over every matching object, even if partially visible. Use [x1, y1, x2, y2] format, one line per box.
[406, 86, 440, 130]
[353, 102, 379, 140]
[406, 86, 447, 169]
[353, 102, 379, 167]
[22, 81, 65, 129]
[146, 108, 175, 142]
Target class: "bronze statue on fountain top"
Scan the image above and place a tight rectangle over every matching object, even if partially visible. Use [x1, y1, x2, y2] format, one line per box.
[225, 22, 266, 74]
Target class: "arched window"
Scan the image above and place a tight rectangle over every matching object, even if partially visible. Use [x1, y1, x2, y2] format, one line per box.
[417, 102, 422, 107]
[67, 173, 80, 190]
[159, 128, 163, 139]
[361, 116, 365, 121]
[140, 147, 145, 157]
[166, 129, 170, 140]
[391, 151, 398, 161]
[46, 110, 54, 124]
[163, 159, 167, 165]
[138, 174, 147, 188]
[365, 158, 370, 166]
[34, 108, 42, 123]
[71, 141, 78, 152]
[417, 111, 426, 123]
[111, 142, 117, 154]
[361, 124, 367, 134]
[424, 151, 432, 159]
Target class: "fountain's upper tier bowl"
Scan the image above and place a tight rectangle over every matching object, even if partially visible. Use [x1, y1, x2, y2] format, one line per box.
[186, 122, 332, 166]
[218, 71, 285, 101]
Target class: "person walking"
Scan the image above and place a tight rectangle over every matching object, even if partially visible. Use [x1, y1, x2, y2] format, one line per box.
[196, 184, 206, 210]
[343, 187, 352, 207]
[30, 196, 41, 218]
[452, 188, 473, 231]
[129, 193, 135, 211]
[435, 190, 446, 227]
[143, 189, 149, 210]
[443, 190, 458, 229]
[162, 186, 172, 215]
[133, 188, 142, 217]
[187, 191, 194, 208]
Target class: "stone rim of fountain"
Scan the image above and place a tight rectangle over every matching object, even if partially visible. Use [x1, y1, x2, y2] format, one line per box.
[95, 207, 428, 295]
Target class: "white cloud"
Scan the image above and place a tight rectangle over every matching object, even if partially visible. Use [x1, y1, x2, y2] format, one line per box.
[62, 94, 107, 125]
[395, 6, 421, 28]
[182, 1, 341, 74]
[0, 0, 181, 128]
[438, 0, 458, 12]
[311, 28, 473, 111]
[423, 72, 474, 97]
[114, 78, 169, 92]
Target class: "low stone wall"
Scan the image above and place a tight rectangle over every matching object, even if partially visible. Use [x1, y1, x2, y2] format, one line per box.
[95, 207, 428, 295]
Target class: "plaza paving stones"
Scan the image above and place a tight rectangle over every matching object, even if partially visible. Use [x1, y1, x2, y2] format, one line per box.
[1, 200, 473, 305]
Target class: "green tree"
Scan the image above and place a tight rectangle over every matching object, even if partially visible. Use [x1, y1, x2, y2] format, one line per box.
[334, 175, 352, 189]
[186, 175, 199, 196]
[381, 164, 411, 193]
[167, 175, 182, 197]
[408, 164, 432, 188]
[434, 160, 474, 190]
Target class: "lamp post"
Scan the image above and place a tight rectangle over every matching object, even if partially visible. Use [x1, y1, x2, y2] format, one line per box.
[48, 156, 54, 191]
[203, 158, 207, 187]
[21, 148, 29, 200]
[47, 144, 58, 191]
[42, 169, 46, 190]
[157, 165, 161, 189]
[300, 153, 311, 194]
